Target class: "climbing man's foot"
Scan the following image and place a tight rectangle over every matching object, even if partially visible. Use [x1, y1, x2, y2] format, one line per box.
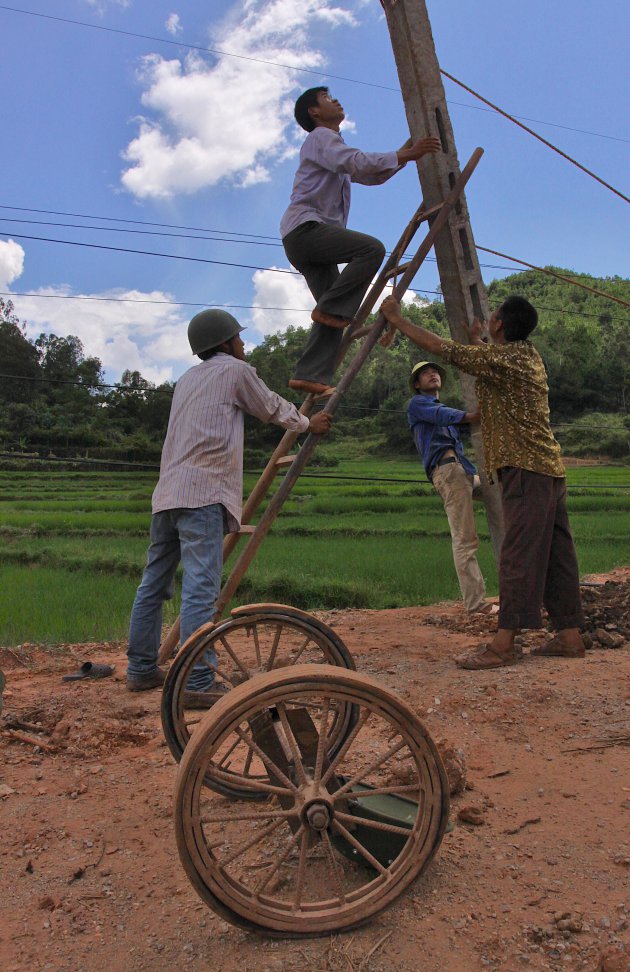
[288, 379, 336, 396]
[311, 308, 353, 329]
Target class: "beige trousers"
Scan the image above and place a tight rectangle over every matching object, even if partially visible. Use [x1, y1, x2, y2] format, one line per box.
[431, 461, 486, 612]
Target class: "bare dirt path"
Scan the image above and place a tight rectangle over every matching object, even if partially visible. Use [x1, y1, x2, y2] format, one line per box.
[1, 570, 629, 972]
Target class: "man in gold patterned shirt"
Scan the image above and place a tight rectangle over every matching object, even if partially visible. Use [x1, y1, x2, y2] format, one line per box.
[381, 294, 585, 670]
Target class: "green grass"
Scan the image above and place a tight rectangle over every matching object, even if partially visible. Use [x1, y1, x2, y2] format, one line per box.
[0, 464, 627, 646]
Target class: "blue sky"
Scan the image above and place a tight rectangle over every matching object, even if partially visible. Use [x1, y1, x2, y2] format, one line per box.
[1, 0, 628, 384]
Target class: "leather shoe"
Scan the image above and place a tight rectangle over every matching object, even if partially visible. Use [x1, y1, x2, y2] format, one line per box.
[126, 668, 166, 692]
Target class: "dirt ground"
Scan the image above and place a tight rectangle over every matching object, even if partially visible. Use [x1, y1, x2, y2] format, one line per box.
[1, 569, 629, 972]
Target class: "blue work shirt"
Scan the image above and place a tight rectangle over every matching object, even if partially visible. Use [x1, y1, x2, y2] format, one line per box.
[407, 393, 476, 481]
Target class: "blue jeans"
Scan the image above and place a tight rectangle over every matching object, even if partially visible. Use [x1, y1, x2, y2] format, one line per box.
[127, 504, 225, 690]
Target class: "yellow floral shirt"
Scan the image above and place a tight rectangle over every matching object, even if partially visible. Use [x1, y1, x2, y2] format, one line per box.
[438, 339, 565, 479]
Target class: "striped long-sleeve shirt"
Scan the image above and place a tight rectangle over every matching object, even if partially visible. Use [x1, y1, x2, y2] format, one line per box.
[152, 353, 310, 530]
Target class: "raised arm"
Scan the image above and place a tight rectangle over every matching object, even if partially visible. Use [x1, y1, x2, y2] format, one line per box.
[381, 295, 444, 356]
[396, 136, 442, 166]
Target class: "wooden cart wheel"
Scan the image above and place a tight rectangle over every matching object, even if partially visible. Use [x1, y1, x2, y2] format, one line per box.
[174, 664, 449, 937]
[161, 607, 356, 798]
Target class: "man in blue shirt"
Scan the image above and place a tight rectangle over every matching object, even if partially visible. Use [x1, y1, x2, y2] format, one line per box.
[408, 360, 496, 615]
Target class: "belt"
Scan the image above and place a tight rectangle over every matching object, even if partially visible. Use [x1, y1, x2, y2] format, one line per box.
[430, 455, 458, 483]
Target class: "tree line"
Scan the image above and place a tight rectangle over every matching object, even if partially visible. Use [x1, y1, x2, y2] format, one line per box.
[1, 268, 628, 464]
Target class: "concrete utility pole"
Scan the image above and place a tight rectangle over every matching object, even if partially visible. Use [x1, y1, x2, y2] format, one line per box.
[380, 0, 504, 561]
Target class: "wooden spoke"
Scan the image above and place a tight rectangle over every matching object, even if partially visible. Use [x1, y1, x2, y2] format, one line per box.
[276, 703, 308, 786]
[320, 710, 370, 786]
[242, 746, 254, 779]
[332, 739, 407, 797]
[335, 810, 414, 838]
[218, 635, 250, 678]
[217, 736, 242, 769]
[207, 766, 293, 798]
[251, 625, 262, 668]
[200, 809, 296, 825]
[321, 828, 346, 904]
[330, 818, 388, 876]
[255, 825, 305, 894]
[291, 827, 310, 912]
[233, 725, 299, 793]
[288, 635, 315, 666]
[220, 817, 288, 868]
[264, 624, 282, 671]
[332, 783, 423, 800]
[205, 662, 236, 686]
[313, 696, 331, 785]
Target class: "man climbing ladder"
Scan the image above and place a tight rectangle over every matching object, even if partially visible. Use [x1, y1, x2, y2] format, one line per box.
[281, 86, 441, 395]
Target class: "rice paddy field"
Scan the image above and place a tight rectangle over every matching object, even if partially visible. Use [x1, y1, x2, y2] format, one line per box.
[0, 460, 628, 646]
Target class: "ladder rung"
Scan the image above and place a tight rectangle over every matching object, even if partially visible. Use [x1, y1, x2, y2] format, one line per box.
[417, 201, 444, 222]
[350, 325, 372, 341]
[275, 455, 297, 467]
[238, 525, 256, 534]
[384, 262, 412, 280]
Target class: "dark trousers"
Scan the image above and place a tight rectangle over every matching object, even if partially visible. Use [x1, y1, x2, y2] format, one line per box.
[283, 221, 385, 385]
[498, 467, 584, 631]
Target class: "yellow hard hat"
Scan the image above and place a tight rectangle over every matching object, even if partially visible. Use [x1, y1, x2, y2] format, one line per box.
[409, 360, 446, 393]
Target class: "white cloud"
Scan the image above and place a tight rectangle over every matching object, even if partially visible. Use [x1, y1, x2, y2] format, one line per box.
[0, 239, 25, 289]
[10, 285, 192, 385]
[121, 0, 359, 199]
[251, 268, 312, 337]
[83, 0, 131, 14]
[165, 13, 182, 36]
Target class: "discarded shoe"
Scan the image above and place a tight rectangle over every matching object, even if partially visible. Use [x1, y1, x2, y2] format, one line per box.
[183, 683, 230, 710]
[126, 668, 166, 692]
[63, 662, 115, 682]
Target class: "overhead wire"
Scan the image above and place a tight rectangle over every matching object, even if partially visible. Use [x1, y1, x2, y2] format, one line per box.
[3, 229, 628, 312]
[0, 451, 627, 488]
[1, 4, 628, 146]
[1, 374, 628, 438]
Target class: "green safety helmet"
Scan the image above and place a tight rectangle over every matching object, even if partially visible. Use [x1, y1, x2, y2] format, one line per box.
[188, 308, 245, 356]
[409, 360, 446, 393]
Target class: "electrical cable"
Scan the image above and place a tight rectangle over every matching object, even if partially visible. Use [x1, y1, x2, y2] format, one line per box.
[0, 451, 627, 487]
[3, 228, 627, 312]
[440, 69, 630, 205]
[1, 5, 627, 145]
[1, 374, 628, 437]
[476, 247, 630, 309]
[3, 289, 628, 324]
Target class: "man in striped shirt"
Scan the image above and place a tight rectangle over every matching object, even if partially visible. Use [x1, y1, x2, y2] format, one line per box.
[126, 309, 332, 699]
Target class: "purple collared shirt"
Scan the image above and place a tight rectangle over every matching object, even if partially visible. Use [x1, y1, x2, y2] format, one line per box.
[280, 127, 401, 238]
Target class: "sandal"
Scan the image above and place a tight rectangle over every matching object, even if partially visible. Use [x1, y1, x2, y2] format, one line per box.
[530, 637, 585, 659]
[456, 643, 519, 670]
[473, 603, 500, 617]
[63, 662, 115, 682]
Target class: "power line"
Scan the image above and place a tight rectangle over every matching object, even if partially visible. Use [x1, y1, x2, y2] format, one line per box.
[0, 211, 520, 274]
[4, 228, 628, 313]
[3, 205, 626, 283]
[440, 69, 630, 205]
[0, 451, 627, 487]
[1, 5, 627, 146]
[3, 289, 628, 325]
[477, 246, 630, 309]
[1, 375, 629, 436]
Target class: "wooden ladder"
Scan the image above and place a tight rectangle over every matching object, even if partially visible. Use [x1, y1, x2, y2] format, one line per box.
[158, 147, 484, 662]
